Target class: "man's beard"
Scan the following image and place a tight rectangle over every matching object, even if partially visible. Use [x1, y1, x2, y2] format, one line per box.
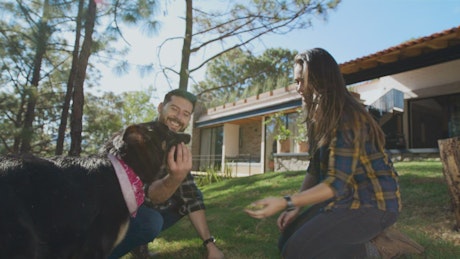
[160, 114, 185, 133]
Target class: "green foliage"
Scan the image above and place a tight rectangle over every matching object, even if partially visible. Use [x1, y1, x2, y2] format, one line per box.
[265, 112, 291, 141]
[0, 82, 156, 155]
[0, 79, 67, 155]
[82, 93, 123, 155]
[193, 48, 298, 108]
[178, 0, 339, 90]
[81, 89, 157, 155]
[196, 164, 234, 187]
[293, 108, 308, 143]
[265, 109, 307, 143]
[0, 0, 161, 155]
[122, 160, 460, 259]
[119, 87, 157, 124]
[195, 167, 221, 187]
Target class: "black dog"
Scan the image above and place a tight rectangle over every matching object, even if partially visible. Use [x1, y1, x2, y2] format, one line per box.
[0, 121, 190, 258]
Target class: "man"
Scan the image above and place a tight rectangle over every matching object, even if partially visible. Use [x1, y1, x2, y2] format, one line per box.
[109, 89, 224, 259]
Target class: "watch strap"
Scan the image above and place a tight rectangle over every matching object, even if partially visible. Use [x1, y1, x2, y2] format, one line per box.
[283, 195, 296, 211]
[203, 236, 215, 247]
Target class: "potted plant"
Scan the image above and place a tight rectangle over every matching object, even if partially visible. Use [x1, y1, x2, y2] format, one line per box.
[294, 108, 309, 153]
[265, 112, 292, 153]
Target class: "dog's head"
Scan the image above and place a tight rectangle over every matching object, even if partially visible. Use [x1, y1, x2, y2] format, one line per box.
[104, 121, 191, 183]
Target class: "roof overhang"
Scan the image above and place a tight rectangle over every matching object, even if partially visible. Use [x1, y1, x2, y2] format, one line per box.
[341, 26, 460, 84]
[195, 86, 301, 128]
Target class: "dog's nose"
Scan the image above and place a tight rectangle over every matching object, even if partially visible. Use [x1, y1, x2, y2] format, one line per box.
[180, 134, 191, 144]
[165, 133, 191, 151]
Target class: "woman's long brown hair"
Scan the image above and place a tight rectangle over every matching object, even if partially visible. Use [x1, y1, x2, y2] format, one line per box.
[295, 48, 386, 154]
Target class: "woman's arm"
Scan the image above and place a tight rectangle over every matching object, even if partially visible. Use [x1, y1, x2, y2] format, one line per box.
[245, 183, 334, 219]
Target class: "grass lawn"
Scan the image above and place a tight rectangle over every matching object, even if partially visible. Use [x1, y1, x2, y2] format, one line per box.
[127, 161, 460, 258]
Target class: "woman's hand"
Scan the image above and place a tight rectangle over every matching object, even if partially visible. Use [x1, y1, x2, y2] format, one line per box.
[277, 208, 300, 232]
[244, 197, 287, 219]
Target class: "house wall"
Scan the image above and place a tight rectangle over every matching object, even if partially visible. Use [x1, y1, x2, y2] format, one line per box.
[223, 124, 239, 158]
[239, 120, 262, 159]
[225, 162, 262, 177]
[223, 122, 264, 177]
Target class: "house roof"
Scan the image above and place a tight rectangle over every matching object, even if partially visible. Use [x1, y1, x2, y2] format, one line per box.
[195, 85, 301, 128]
[341, 25, 460, 84]
[195, 25, 460, 128]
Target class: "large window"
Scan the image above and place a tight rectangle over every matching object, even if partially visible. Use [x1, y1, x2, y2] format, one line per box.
[409, 93, 460, 148]
[199, 126, 223, 169]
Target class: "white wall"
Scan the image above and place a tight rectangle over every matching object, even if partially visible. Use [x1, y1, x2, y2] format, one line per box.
[223, 123, 239, 157]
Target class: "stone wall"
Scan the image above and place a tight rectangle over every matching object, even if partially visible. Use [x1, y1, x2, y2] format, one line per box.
[274, 153, 309, 172]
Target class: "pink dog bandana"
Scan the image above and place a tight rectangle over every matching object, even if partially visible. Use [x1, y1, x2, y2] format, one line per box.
[108, 154, 145, 217]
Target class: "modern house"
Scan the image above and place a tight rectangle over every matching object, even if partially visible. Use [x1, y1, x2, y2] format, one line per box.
[190, 25, 460, 176]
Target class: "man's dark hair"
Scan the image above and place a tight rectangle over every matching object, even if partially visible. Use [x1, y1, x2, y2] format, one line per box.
[163, 89, 197, 111]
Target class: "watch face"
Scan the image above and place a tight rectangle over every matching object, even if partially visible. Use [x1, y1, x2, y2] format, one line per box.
[203, 236, 215, 247]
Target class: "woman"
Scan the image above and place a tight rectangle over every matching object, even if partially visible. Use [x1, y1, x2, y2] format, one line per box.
[245, 48, 401, 258]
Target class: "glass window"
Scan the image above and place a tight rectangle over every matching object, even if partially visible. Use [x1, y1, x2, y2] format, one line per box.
[264, 111, 306, 171]
[199, 126, 223, 170]
[409, 93, 460, 148]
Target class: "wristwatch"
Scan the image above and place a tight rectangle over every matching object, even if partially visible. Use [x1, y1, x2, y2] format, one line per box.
[203, 236, 216, 247]
[283, 195, 296, 211]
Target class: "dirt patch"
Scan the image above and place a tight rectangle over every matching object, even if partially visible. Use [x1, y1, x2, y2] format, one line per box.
[420, 216, 459, 246]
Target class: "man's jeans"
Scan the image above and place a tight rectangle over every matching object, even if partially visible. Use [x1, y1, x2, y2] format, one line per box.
[108, 204, 183, 259]
[279, 206, 398, 259]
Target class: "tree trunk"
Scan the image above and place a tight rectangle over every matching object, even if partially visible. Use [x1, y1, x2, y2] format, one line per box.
[69, 0, 96, 156]
[20, 0, 51, 154]
[13, 93, 27, 154]
[56, 0, 84, 155]
[438, 136, 460, 231]
[370, 226, 424, 258]
[178, 0, 193, 91]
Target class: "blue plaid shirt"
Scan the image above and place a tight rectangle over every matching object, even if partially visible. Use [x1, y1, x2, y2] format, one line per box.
[307, 117, 401, 213]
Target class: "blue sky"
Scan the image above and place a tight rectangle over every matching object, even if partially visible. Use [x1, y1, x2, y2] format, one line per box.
[266, 0, 460, 63]
[97, 0, 460, 105]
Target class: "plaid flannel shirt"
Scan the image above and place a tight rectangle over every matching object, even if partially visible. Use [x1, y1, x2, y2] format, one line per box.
[144, 169, 205, 216]
[307, 115, 402, 213]
[141, 120, 205, 216]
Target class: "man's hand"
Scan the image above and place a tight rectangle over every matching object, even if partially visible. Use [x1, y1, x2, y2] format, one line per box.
[167, 142, 192, 183]
[146, 142, 192, 203]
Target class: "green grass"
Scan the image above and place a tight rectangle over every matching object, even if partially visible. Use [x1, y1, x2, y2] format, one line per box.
[127, 161, 460, 258]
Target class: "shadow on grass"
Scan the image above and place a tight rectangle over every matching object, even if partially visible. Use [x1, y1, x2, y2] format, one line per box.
[144, 161, 459, 258]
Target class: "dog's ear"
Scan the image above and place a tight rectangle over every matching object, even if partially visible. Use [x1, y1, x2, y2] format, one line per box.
[120, 122, 170, 183]
[122, 124, 148, 146]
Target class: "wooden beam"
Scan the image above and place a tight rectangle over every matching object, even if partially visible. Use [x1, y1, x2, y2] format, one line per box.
[426, 39, 448, 49]
[377, 53, 400, 63]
